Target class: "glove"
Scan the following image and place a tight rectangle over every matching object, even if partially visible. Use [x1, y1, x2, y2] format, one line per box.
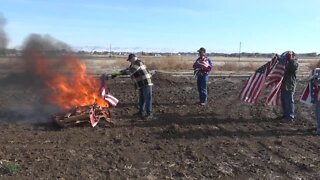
[119, 69, 129, 75]
[111, 71, 122, 79]
[111, 74, 118, 79]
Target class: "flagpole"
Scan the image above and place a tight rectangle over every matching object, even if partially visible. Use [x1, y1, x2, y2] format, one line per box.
[109, 44, 112, 58]
[239, 41, 241, 62]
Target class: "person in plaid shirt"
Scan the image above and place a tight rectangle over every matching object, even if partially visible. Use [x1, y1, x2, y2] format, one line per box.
[119, 54, 153, 119]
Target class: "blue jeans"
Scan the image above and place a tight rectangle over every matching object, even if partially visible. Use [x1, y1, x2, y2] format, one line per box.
[281, 89, 294, 120]
[315, 100, 320, 132]
[197, 73, 209, 103]
[138, 86, 152, 116]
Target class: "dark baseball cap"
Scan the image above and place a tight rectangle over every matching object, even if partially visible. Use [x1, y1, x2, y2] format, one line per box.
[197, 47, 206, 52]
[127, 53, 136, 61]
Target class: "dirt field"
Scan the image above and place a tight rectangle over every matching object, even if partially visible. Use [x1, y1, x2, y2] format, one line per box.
[1, 62, 320, 179]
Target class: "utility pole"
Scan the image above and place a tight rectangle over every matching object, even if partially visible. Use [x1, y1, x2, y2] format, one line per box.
[238, 41, 241, 62]
[109, 44, 112, 57]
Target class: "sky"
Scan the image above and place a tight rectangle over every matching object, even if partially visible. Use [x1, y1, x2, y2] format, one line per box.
[1, 0, 320, 53]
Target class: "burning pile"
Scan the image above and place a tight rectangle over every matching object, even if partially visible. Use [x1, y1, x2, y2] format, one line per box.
[53, 103, 113, 128]
[27, 50, 116, 127]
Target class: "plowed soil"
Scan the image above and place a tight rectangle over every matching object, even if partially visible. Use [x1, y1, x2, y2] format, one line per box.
[0, 72, 320, 179]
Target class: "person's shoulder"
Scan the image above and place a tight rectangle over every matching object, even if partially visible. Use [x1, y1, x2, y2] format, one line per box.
[134, 59, 144, 65]
[205, 56, 212, 62]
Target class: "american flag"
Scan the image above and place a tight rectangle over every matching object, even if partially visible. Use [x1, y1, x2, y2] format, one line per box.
[265, 52, 289, 106]
[300, 68, 320, 106]
[100, 74, 119, 107]
[239, 55, 279, 104]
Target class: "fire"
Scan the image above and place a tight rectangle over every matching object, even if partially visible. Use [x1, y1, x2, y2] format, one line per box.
[30, 51, 108, 110]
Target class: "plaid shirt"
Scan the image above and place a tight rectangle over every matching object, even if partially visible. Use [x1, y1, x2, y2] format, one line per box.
[125, 59, 153, 89]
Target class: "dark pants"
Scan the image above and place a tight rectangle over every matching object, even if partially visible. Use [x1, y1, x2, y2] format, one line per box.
[197, 74, 209, 103]
[138, 85, 152, 116]
[281, 89, 295, 120]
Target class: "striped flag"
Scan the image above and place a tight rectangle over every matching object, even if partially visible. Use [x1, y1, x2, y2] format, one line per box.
[104, 92, 119, 106]
[265, 52, 289, 106]
[90, 106, 99, 127]
[100, 74, 119, 106]
[300, 68, 320, 106]
[239, 55, 279, 104]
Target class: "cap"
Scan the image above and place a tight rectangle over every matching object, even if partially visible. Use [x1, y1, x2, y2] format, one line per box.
[197, 47, 206, 53]
[127, 53, 136, 61]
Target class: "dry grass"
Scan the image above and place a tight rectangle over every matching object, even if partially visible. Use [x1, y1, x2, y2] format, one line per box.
[95, 56, 265, 72]
[107, 56, 193, 71]
[1, 56, 312, 74]
[214, 62, 262, 72]
[307, 60, 320, 70]
[145, 56, 193, 70]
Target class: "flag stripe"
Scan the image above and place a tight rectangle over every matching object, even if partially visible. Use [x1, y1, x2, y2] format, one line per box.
[243, 73, 260, 102]
[241, 73, 263, 103]
[240, 73, 256, 101]
[239, 55, 279, 104]
[252, 75, 266, 103]
[104, 94, 119, 106]
[248, 74, 264, 103]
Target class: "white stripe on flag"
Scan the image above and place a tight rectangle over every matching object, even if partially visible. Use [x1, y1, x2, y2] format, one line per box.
[300, 82, 313, 106]
[104, 94, 119, 106]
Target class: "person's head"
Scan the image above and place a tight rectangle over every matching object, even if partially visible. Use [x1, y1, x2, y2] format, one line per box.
[127, 53, 137, 62]
[197, 47, 206, 57]
[287, 51, 296, 60]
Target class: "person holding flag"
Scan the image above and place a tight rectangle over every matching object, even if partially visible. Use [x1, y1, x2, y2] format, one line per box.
[280, 51, 299, 122]
[300, 68, 320, 135]
[116, 53, 153, 120]
[239, 51, 298, 122]
[193, 47, 213, 106]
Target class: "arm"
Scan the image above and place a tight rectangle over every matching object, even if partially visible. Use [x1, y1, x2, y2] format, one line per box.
[286, 59, 299, 73]
[206, 58, 213, 72]
[109, 68, 128, 79]
[119, 68, 129, 75]
[126, 60, 144, 76]
[193, 59, 201, 69]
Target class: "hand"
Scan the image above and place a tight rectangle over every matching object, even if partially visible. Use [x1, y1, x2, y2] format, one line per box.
[119, 69, 128, 75]
[111, 74, 118, 79]
[101, 73, 109, 80]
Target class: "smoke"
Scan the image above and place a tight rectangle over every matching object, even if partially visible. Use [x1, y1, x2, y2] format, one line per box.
[0, 14, 8, 50]
[21, 34, 72, 77]
[0, 34, 73, 123]
[22, 33, 71, 53]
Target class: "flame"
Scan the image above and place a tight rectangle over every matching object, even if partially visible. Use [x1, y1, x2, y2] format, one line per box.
[31, 51, 108, 110]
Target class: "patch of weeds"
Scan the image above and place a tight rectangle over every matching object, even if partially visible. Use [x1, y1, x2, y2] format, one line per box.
[0, 161, 20, 176]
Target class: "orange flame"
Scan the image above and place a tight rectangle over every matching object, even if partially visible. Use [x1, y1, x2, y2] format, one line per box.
[31, 51, 108, 110]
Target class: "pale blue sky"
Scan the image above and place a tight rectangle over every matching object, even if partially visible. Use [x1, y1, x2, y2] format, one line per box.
[1, 0, 320, 53]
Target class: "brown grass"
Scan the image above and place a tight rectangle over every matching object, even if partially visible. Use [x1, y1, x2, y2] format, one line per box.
[104, 56, 265, 72]
[307, 60, 320, 70]
[145, 56, 192, 70]
[83, 56, 319, 74]
[215, 62, 262, 72]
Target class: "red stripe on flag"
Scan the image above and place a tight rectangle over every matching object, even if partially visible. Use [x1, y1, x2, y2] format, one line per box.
[300, 83, 310, 102]
[247, 74, 264, 103]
